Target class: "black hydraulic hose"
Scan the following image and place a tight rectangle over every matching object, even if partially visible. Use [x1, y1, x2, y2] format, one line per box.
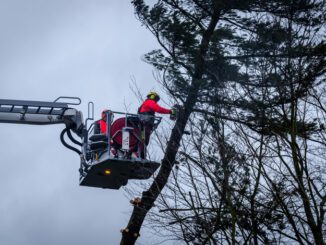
[66, 128, 82, 146]
[60, 128, 82, 155]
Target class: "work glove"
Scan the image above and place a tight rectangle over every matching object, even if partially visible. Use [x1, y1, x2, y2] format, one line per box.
[170, 108, 177, 121]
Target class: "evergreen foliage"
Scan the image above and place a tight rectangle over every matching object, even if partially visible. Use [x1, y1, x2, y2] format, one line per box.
[121, 1, 325, 244]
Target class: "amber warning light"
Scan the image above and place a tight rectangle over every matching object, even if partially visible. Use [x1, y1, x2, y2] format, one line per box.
[104, 169, 111, 175]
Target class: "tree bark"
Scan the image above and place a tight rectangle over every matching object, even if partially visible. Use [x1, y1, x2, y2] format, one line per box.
[120, 5, 221, 245]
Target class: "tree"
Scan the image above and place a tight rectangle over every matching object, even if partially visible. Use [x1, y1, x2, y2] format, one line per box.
[121, 1, 243, 243]
[120, 0, 325, 244]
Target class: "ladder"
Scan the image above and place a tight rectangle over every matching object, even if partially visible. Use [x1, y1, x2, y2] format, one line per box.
[0, 97, 81, 126]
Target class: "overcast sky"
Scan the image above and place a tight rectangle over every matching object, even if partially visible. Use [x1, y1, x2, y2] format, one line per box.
[0, 1, 172, 244]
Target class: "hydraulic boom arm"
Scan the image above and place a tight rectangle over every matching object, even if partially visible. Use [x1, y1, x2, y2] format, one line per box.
[0, 98, 84, 136]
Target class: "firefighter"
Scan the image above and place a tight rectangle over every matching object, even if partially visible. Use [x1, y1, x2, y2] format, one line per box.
[100, 109, 109, 133]
[138, 92, 175, 147]
[93, 109, 108, 134]
[138, 91, 174, 117]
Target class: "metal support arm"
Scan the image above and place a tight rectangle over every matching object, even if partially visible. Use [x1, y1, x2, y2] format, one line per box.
[0, 98, 84, 136]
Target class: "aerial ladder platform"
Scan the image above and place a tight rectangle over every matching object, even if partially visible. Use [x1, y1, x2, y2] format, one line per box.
[0, 97, 160, 189]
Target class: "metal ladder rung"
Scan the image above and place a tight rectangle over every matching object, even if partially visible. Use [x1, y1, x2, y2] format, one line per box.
[0, 105, 67, 116]
[36, 106, 41, 113]
[0, 99, 70, 116]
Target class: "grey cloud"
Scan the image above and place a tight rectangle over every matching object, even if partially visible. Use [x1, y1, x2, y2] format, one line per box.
[0, 1, 168, 244]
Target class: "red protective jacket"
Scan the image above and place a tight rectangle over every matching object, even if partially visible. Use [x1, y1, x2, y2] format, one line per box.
[99, 119, 107, 134]
[139, 99, 171, 114]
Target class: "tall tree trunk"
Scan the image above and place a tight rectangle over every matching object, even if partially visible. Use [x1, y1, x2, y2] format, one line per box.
[120, 6, 221, 245]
